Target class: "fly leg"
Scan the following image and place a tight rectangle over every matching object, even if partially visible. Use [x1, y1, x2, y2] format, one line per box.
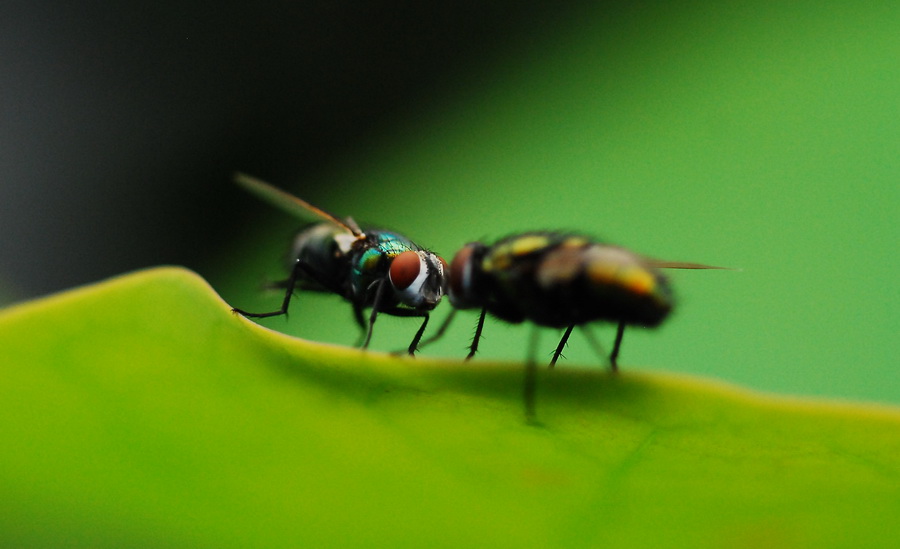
[352, 304, 367, 346]
[379, 308, 431, 355]
[409, 313, 429, 355]
[608, 321, 626, 373]
[415, 309, 457, 351]
[524, 324, 540, 423]
[232, 260, 310, 319]
[362, 280, 432, 355]
[579, 325, 608, 365]
[549, 324, 576, 368]
[361, 278, 388, 349]
[466, 308, 488, 360]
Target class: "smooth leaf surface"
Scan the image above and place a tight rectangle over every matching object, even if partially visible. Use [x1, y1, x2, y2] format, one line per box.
[1, 267, 898, 548]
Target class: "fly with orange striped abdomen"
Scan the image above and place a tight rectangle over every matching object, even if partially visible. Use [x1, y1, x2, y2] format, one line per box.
[423, 231, 729, 417]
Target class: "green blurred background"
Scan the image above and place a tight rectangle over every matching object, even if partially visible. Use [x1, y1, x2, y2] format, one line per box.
[212, 3, 899, 404]
[3, 2, 897, 403]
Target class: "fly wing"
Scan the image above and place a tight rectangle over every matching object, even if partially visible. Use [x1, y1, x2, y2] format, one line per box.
[234, 172, 363, 237]
[642, 258, 736, 270]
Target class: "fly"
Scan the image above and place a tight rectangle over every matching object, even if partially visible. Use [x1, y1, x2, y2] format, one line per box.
[230, 173, 448, 355]
[428, 231, 728, 417]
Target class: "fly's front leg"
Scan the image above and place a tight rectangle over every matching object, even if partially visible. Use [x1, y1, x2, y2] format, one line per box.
[378, 307, 431, 355]
[408, 313, 429, 355]
[466, 308, 488, 360]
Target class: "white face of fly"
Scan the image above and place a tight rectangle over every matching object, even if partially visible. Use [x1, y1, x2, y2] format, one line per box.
[389, 250, 448, 310]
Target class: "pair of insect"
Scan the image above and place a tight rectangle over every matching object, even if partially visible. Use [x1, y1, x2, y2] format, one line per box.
[232, 173, 724, 415]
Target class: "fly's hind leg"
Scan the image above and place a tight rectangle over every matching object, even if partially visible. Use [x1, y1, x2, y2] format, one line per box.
[608, 321, 626, 373]
[232, 260, 310, 319]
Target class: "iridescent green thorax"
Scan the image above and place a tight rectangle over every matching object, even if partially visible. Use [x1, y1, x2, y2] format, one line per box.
[351, 230, 421, 297]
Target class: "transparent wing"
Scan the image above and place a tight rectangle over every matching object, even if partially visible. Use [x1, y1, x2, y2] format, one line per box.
[234, 172, 363, 236]
[642, 258, 737, 270]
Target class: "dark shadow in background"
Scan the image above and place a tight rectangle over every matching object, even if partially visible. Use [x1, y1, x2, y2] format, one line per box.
[0, 1, 622, 300]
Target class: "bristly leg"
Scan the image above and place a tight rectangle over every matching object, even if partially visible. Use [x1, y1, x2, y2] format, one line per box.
[549, 324, 575, 368]
[407, 313, 429, 355]
[465, 308, 488, 360]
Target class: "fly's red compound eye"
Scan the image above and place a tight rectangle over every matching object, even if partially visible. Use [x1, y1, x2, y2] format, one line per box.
[449, 246, 474, 297]
[389, 250, 422, 290]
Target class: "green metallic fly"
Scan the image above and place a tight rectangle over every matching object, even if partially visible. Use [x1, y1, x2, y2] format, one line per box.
[230, 173, 448, 354]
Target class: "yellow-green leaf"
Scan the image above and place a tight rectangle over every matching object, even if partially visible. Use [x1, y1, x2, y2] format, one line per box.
[1, 267, 898, 548]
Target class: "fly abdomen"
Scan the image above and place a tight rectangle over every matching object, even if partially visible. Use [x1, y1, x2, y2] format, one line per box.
[288, 223, 351, 293]
[578, 244, 673, 327]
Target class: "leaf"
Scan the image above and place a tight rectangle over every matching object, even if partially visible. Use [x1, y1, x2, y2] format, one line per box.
[0, 267, 898, 548]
